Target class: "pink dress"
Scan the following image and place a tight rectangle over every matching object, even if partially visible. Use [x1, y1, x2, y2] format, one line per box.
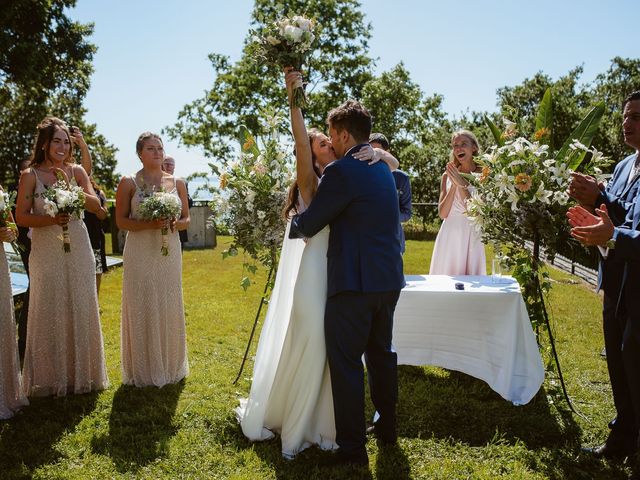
[429, 180, 486, 275]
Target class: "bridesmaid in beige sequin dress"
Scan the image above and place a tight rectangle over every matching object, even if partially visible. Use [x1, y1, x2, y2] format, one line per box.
[115, 132, 190, 387]
[15, 117, 109, 397]
[0, 196, 29, 418]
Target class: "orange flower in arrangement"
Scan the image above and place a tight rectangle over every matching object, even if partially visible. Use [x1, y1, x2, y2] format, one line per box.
[243, 137, 255, 152]
[219, 172, 229, 189]
[534, 127, 551, 141]
[514, 173, 533, 192]
[480, 165, 491, 182]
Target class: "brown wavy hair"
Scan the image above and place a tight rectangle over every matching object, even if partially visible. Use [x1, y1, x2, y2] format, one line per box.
[283, 128, 323, 219]
[29, 116, 74, 166]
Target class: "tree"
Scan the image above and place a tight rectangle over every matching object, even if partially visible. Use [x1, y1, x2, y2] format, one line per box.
[166, 0, 374, 162]
[0, 0, 118, 191]
[494, 67, 591, 152]
[361, 63, 428, 153]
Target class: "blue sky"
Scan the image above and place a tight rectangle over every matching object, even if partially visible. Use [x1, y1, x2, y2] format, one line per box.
[69, 0, 638, 178]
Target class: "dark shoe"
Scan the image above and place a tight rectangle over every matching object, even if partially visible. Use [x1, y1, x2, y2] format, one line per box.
[581, 441, 636, 460]
[366, 423, 397, 445]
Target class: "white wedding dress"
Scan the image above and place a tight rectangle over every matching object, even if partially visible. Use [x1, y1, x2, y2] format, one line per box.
[236, 201, 337, 458]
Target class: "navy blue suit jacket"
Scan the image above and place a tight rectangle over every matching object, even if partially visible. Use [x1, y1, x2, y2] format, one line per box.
[608, 183, 640, 340]
[289, 144, 405, 297]
[392, 169, 412, 253]
[596, 153, 640, 292]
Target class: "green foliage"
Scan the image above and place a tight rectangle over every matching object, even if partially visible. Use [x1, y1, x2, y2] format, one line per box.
[165, 0, 374, 163]
[534, 88, 553, 145]
[0, 0, 118, 191]
[559, 102, 605, 171]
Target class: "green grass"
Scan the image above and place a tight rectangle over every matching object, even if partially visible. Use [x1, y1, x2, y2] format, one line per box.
[0, 238, 629, 479]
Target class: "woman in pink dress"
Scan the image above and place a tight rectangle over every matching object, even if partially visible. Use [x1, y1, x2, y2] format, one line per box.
[429, 130, 486, 275]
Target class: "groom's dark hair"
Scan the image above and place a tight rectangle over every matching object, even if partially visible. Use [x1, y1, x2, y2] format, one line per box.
[327, 100, 372, 143]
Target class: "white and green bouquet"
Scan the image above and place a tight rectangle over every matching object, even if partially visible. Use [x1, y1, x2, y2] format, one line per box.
[39, 176, 86, 252]
[137, 191, 182, 256]
[249, 14, 317, 108]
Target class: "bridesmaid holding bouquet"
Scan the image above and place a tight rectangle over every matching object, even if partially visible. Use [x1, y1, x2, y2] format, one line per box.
[15, 117, 109, 397]
[115, 132, 190, 387]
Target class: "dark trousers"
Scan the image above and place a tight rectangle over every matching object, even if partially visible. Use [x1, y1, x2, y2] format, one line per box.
[604, 288, 640, 446]
[324, 290, 401, 457]
[17, 229, 30, 361]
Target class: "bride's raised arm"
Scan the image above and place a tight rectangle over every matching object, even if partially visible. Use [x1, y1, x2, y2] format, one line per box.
[285, 69, 316, 207]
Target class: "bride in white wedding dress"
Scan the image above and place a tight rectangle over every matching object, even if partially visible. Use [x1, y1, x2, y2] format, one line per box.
[236, 70, 399, 459]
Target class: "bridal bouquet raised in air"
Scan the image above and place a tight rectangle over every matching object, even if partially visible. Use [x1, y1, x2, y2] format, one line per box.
[138, 192, 182, 256]
[249, 14, 316, 108]
[38, 175, 86, 252]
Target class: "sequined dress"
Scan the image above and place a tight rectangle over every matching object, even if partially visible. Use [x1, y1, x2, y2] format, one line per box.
[22, 171, 109, 397]
[0, 247, 28, 418]
[120, 177, 188, 387]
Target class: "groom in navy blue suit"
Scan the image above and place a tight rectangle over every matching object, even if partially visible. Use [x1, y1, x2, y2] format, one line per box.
[289, 100, 405, 465]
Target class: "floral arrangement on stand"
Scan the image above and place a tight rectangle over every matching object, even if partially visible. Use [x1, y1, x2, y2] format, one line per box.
[38, 173, 86, 252]
[465, 89, 609, 328]
[138, 191, 182, 256]
[211, 111, 294, 291]
[209, 112, 294, 384]
[248, 14, 317, 108]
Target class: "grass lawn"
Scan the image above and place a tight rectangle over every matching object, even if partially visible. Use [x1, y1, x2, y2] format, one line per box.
[0, 237, 629, 479]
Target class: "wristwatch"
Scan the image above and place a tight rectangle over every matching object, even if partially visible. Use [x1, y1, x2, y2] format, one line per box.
[606, 237, 616, 250]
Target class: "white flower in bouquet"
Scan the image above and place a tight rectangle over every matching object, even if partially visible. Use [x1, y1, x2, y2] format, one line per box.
[137, 191, 182, 256]
[266, 36, 281, 46]
[43, 199, 59, 217]
[283, 25, 303, 42]
[0, 192, 5, 211]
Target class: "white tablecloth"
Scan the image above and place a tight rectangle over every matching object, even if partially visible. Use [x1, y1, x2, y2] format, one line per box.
[393, 275, 544, 405]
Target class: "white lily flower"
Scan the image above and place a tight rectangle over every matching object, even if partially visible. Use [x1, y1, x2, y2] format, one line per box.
[553, 190, 570, 205]
[532, 182, 552, 204]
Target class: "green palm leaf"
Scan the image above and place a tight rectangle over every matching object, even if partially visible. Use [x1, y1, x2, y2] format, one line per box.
[556, 102, 605, 171]
[484, 114, 505, 147]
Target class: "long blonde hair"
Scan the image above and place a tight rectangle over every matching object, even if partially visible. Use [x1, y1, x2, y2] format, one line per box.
[450, 130, 480, 168]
